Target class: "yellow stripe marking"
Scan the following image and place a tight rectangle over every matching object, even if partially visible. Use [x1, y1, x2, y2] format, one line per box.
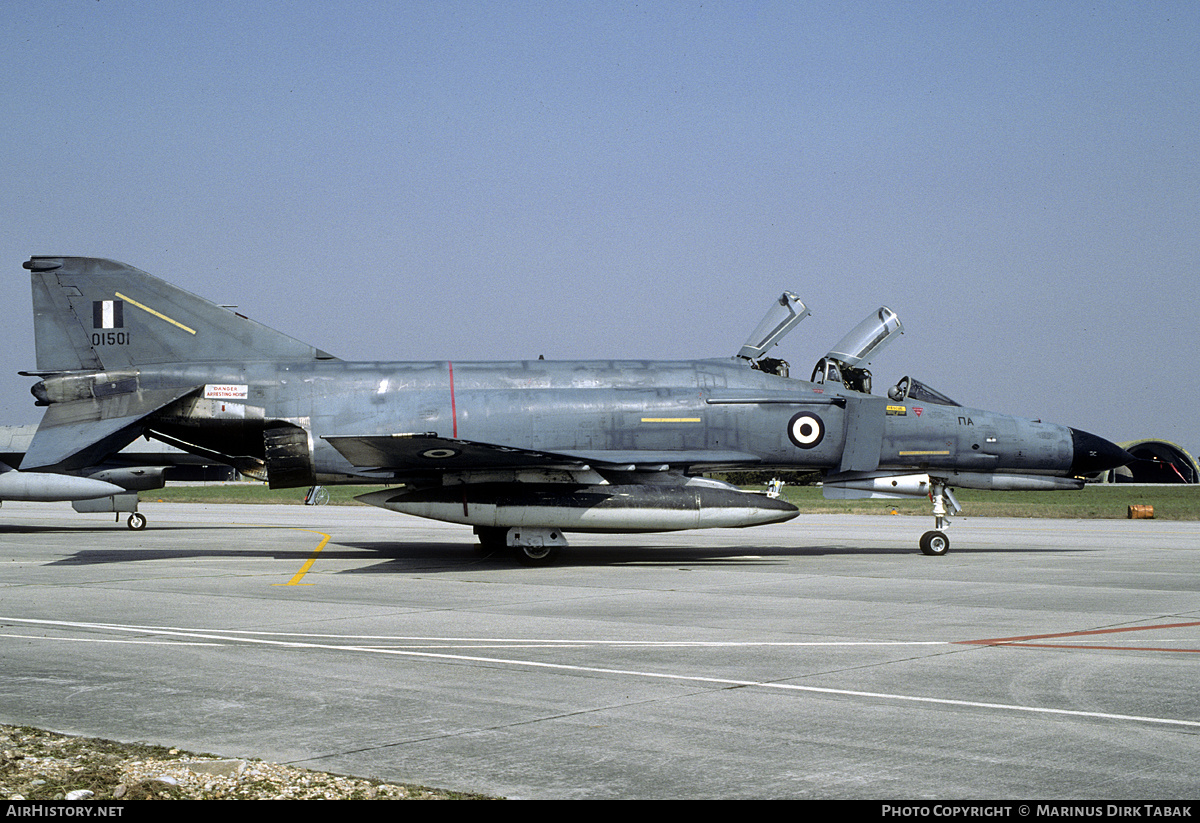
[275, 529, 332, 586]
[641, 417, 702, 423]
[899, 450, 952, 456]
[115, 291, 197, 335]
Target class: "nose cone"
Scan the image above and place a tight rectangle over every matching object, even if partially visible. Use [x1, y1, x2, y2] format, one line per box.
[1069, 428, 1133, 475]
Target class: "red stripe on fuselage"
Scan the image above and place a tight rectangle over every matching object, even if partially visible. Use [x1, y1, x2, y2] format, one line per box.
[448, 361, 458, 438]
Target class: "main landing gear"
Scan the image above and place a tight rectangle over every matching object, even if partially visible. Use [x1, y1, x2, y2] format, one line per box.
[475, 526, 567, 566]
[920, 480, 960, 556]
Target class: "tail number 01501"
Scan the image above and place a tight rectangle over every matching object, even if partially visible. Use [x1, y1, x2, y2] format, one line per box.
[91, 331, 130, 346]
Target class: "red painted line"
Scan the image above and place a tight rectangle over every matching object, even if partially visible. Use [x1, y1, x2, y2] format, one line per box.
[956, 621, 1200, 653]
[448, 361, 458, 438]
[992, 643, 1200, 654]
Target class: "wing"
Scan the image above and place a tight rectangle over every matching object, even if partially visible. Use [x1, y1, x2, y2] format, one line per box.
[323, 433, 761, 474]
[323, 433, 582, 472]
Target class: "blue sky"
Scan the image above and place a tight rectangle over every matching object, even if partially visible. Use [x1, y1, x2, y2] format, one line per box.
[2, 1, 1197, 455]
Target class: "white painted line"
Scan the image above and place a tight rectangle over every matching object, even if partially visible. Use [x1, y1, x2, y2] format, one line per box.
[5, 617, 1198, 730]
[0, 619, 943, 647]
[0, 632, 224, 647]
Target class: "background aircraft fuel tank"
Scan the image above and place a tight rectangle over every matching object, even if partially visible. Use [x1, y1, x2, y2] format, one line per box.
[0, 469, 124, 502]
[357, 483, 799, 532]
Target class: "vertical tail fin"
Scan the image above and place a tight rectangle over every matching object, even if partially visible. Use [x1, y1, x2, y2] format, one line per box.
[25, 257, 336, 372]
[21, 256, 337, 471]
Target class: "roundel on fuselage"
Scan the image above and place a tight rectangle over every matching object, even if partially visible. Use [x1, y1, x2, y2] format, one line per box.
[787, 412, 825, 449]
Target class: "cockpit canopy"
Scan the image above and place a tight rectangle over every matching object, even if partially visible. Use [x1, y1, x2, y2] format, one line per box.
[825, 307, 903, 368]
[737, 291, 809, 378]
[887, 375, 961, 407]
[810, 307, 903, 394]
[733, 297, 959, 405]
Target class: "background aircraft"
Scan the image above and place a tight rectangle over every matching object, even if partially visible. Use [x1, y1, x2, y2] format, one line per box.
[2, 424, 237, 529]
[18, 257, 1130, 562]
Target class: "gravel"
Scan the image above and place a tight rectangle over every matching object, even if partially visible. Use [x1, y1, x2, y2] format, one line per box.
[1, 725, 499, 800]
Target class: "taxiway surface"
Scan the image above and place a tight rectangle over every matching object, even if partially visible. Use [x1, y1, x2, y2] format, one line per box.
[1, 501, 1197, 799]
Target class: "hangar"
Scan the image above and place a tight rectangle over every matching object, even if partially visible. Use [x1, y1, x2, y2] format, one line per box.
[1106, 439, 1198, 484]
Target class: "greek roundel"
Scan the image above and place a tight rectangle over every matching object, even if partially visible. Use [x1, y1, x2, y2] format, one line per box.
[787, 412, 825, 449]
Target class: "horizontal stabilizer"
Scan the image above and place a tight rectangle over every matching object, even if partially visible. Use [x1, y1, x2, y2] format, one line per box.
[20, 385, 199, 471]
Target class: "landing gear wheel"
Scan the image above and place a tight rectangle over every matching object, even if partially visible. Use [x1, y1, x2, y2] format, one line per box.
[515, 543, 560, 566]
[919, 530, 949, 556]
[127, 512, 147, 531]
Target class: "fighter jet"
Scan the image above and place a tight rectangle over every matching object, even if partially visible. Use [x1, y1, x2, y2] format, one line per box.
[1, 424, 222, 529]
[1, 424, 146, 523]
[18, 257, 1130, 563]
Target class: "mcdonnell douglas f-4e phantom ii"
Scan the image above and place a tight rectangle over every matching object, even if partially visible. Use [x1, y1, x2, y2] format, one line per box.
[19, 257, 1131, 563]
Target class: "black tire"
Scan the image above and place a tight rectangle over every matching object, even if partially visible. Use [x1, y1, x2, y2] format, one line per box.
[919, 530, 949, 556]
[515, 542, 561, 567]
[127, 512, 147, 531]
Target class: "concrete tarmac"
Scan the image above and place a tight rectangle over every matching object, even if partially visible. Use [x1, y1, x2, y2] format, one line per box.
[0, 500, 1197, 799]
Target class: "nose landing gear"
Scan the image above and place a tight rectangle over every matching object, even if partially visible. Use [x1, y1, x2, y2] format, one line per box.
[920, 480, 960, 556]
